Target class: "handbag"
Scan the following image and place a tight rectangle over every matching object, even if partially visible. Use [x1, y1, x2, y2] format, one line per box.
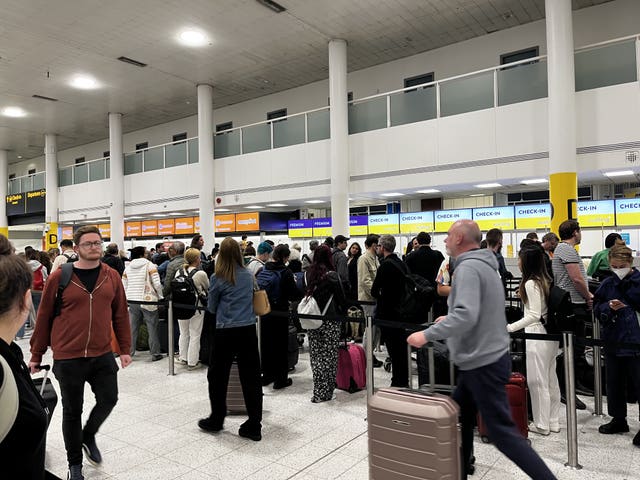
[298, 293, 334, 330]
[141, 267, 159, 311]
[253, 289, 271, 316]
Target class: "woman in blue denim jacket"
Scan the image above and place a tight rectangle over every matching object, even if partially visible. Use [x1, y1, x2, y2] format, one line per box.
[593, 243, 640, 447]
[198, 237, 263, 442]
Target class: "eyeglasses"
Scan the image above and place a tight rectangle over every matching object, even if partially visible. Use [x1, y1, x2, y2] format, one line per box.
[79, 241, 103, 248]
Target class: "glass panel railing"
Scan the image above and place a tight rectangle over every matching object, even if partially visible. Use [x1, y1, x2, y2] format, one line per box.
[144, 147, 164, 171]
[188, 138, 198, 163]
[73, 164, 88, 184]
[273, 116, 305, 148]
[214, 130, 241, 158]
[498, 60, 548, 106]
[59, 168, 72, 187]
[89, 159, 106, 181]
[20, 176, 33, 192]
[440, 71, 494, 117]
[165, 142, 187, 167]
[575, 40, 637, 92]
[390, 86, 437, 126]
[307, 109, 330, 142]
[106, 158, 110, 178]
[32, 172, 45, 190]
[124, 152, 143, 175]
[348, 97, 387, 134]
[242, 123, 271, 154]
[8, 179, 19, 195]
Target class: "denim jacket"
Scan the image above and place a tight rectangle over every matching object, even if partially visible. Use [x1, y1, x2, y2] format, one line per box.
[208, 266, 255, 329]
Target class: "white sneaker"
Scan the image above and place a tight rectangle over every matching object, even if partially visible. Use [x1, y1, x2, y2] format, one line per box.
[174, 357, 187, 365]
[528, 424, 550, 436]
[549, 424, 561, 433]
[187, 362, 203, 371]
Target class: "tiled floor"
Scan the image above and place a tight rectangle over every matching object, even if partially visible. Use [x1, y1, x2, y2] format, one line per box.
[18, 337, 639, 480]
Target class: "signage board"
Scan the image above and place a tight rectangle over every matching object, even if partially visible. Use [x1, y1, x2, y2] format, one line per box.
[472, 206, 515, 230]
[349, 216, 368, 236]
[236, 212, 259, 232]
[434, 209, 473, 232]
[61, 226, 74, 240]
[368, 214, 400, 234]
[615, 199, 640, 226]
[312, 218, 332, 237]
[5, 193, 25, 216]
[125, 222, 141, 237]
[174, 217, 194, 235]
[98, 224, 111, 238]
[514, 203, 551, 230]
[215, 214, 236, 233]
[400, 212, 434, 234]
[577, 200, 615, 227]
[141, 220, 158, 237]
[288, 219, 313, 238]
[157, 219, 175, 236]
[26, 189, 46, 214]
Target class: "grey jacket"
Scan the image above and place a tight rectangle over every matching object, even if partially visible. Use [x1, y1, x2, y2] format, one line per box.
[162, 255, 185, 298]
[332, 248, 349, 288]
[424, 248, 509, 371]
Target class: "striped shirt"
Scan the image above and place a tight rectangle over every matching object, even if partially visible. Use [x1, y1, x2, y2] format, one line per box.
[552, 242, 587, 304]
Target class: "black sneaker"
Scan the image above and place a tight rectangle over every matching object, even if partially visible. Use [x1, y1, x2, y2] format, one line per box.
[599, 419, 629, 434]
[198, 416, 223, 433]
[273, 378, 293, 390]
[67, 464, 84, 480]
[633, 430, 640, 447]
[238, 421, 262, 441]
[151, 354, 164, 362]
[82, 435, 102, 466]
[560, 394, 587, 410]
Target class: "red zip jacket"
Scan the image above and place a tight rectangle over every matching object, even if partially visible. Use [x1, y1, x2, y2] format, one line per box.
[30, 263, 131, 363]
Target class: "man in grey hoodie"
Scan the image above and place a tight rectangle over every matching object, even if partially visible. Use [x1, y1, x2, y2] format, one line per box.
[408, 220, 555, 480]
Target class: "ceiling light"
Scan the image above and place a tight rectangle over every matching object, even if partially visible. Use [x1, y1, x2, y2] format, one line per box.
[604, 170, 634, 177]
[256, 0, 286, 13]
[266, 203, 288, 207]
[305, 200, 325, 204]
[168, 212, 184, 216]
[32, 94, 58, 102]
[380, 192, 405, 197]
[125, 216, 143, 220]
[151, 214, 165, 218]
[178, 29, 209, 47]
[245, 205, 265, 209]
[475, 183, 502, 188]
[469, 194, 485, 197]
[117, 56, 147, 68]
[1, 106, 27, 117]
[521, 178, 548, 185]
[416, 189, 440, 194]
[17, 155, 22, 159]
[216, 208, 230, 212]
[69, 75, 99, 90]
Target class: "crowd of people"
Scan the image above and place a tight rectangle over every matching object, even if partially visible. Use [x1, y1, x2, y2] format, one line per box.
[1, 219, 639, 479]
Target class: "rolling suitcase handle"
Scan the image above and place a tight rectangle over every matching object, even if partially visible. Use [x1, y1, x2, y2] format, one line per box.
[37, 364, 51, 396]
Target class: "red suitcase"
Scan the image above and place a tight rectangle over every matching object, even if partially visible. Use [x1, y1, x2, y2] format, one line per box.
[478, 372, 528, 442]
[368, 388, 461, 479]
[336, 342, 366, 393]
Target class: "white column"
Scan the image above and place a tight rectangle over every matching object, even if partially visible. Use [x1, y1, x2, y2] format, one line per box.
[329, 39, 350, 237]
[0, 150, 8, 238]
[546, 0, 576, 175]
[109, 113, 124, 248]
[197, 84, 215, 252]
[44, 134, 59, 249]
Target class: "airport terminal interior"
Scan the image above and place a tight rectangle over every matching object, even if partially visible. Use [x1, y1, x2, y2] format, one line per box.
[2, 0, 640, 478]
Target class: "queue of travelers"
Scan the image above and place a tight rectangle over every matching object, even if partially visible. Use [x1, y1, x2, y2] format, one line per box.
[2, 218, 640, 480]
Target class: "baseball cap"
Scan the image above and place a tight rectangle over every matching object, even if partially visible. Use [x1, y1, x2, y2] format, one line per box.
[334, 235, 350, 244]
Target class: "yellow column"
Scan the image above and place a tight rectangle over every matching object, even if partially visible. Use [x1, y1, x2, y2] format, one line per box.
[550, 172, 577, 234]
[44, 222, 59, 250]
[0, 226, 8, 238]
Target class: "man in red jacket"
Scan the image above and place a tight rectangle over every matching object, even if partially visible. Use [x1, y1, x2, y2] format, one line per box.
[29, 225, 131, 480]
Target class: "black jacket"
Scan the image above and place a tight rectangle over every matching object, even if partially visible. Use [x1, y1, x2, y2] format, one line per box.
[0, 339, 51, 479]
[263, 261, 302, 311]
[307, 270, 349, 315]
[102, 254, 125, 277]
[405, 246, 444, 283]
[371, 254, 409, 320]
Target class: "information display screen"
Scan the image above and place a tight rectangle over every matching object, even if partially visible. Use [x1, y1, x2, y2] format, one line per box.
[312, 218, 332, 237]
[349, 216, 368, 236]
[434, 209, 472, 232]
[473, 206, 515, 230]
[215, 214, 236, 233]
[615, 199, 640, 226]
[141, 220, 158, 236]
[577, 200, 615, 227]
[368, 214, 399, 234]
[236, 212, 259, 232]
[400, 212, 434, 234]
[288, 219, 313, 238]
[514, 204, 551, 230]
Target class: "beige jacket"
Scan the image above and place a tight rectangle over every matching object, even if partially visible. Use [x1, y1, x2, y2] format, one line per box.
[357, 250, 379, 302]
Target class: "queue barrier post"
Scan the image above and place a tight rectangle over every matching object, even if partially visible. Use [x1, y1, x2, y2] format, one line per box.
[562, 331, 582, 470]
[168, 300, 175, 376]
[592, 313, 604, 417]
[366, 315, 374, 399]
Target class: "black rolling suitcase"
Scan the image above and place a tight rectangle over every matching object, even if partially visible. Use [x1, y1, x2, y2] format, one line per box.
[32, 365, 57, 425]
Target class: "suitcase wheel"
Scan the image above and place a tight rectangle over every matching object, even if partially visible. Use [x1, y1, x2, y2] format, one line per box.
[383, 357, 392, 372]
[481, 435, 490, 444]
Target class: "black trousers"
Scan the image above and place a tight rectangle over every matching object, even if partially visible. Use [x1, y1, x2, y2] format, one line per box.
[53, 353, 119, 466]
[208, 324, 263, 426]
[605, 353, 640, 420]
[383, 328, 409, 388]
[260, 312, 289, 384]
[557, 303, 591, 393]
[454, 354, 556, 480]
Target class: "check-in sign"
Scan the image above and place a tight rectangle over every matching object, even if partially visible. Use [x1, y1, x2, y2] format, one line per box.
[577, 200, 615, 227]
[473, 206, 515, 230]
[400, 212, 434, 234]
[615, 199, 640, 226]
[434, 209, 472, 232]
[515, 204, 551, 230]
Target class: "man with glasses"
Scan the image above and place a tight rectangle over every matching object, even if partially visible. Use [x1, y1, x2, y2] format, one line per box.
[358, 234, 382, 367]
[30, 225, 131, 480]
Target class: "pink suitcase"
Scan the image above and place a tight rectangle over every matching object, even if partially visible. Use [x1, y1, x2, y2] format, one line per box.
[336, 343, 366, 393]
[368, 388, 461, 479]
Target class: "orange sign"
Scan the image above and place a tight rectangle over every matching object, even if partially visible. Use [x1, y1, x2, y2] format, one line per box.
[125, 222, 141, 237]
[158, 219, 174, 236]
[61, 226, 74, 240]
[141, 220, 158, 237]
[98, 224, 111, 238]
[236, 212, 259, 232]
[215, 214, 236, 233]
[194, 217, 200, 231]
[174, 217, 194, 235]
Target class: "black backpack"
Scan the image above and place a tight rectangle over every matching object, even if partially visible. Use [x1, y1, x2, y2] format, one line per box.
[256, 268, 283, 306]
[390, 261, 435, 324]
[63, 251, 78, 264]
[544, 284, 576, 334]
[170, 268, 202, 320]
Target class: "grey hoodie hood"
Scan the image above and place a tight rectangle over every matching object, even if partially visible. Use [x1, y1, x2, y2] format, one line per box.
[425, 248, 509, 371]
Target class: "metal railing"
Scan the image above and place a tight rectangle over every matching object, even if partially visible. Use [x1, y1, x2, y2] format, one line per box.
[7, 171, 45, 194]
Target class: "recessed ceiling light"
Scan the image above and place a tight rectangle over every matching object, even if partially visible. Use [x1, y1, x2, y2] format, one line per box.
[169, 212, 185, 216]
[69, 75, 99, 90]
[469, 193, 485, 197]
[305, 200, 325, 204]
[475, 183, 502, 188]
[521, 178, 548, 185]
[216, 208, 230, 212]
[266, 203, 288, 207]
[416, 189, 440, 194]
[151, 214, 165, 218]
[245, 205, 264, 209]
[380, 192, 405, 197]
[178, 29, 209, 47]
[604, 170, 634, 177]
[17, 155, 23, 159]
[125, 216, 143, 220]
[1, 106, 27, 117]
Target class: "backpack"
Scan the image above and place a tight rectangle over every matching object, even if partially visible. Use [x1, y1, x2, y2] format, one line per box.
[390, 261, 436, 324]
[544, 284, 576, 334]
[63, 251, 78, 264]
[256, 268, 283, 306]
[170, 268, 201, 320]
[52, 262, 78, 318]
[32, 265, 45, 291]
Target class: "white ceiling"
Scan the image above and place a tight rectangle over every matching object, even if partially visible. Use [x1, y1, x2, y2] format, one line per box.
[0, 0, 612, 162]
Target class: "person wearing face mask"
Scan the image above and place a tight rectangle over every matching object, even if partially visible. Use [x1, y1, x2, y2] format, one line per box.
[593, 244, 640, 447]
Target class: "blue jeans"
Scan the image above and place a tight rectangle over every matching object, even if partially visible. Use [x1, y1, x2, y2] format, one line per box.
[453, 353, 556, 480]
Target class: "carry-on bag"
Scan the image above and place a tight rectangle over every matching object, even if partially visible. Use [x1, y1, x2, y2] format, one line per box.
[368, 388, 461, 479]
[336, 342, 366, 393]
[478, 372, 528, 442]
[226, 361, 246, 415]
[32, 365, 57, 425]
